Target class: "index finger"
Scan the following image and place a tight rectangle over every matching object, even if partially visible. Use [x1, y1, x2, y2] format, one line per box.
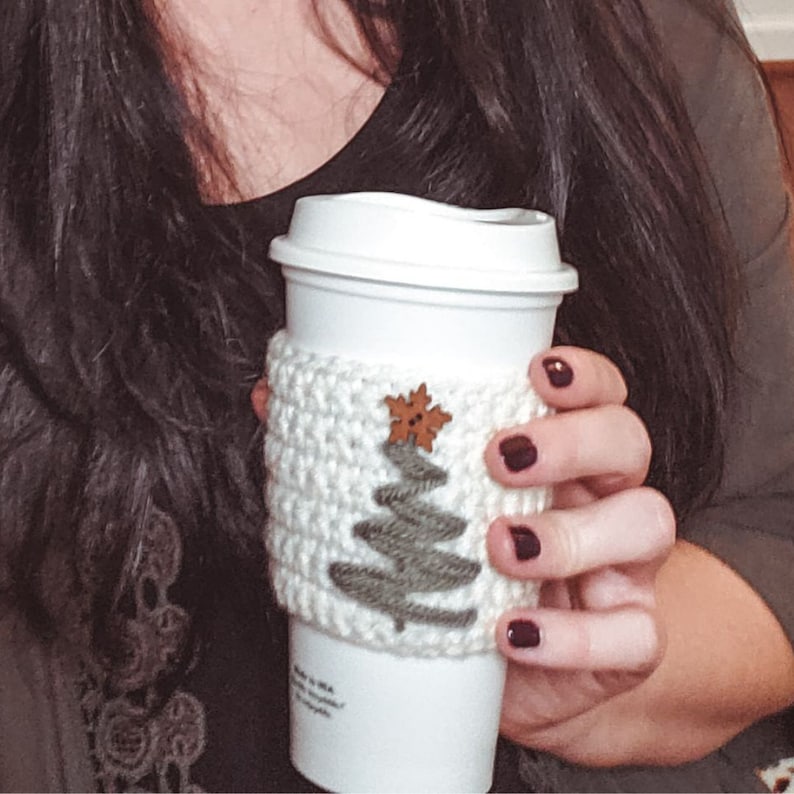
[529, 346, 628, 410]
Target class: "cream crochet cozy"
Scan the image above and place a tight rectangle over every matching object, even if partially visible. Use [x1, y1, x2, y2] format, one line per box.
[265, 331, 548, 657]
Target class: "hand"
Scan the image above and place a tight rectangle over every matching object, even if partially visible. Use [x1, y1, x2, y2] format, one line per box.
[484, 346, 675, 763]
[254, 349, 793, 764]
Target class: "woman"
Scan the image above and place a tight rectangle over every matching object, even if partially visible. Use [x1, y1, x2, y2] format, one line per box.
[0, 0, 792, 791]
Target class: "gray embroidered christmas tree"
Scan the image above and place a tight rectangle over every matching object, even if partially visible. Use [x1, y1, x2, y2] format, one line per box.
[329, 384, 481, 632]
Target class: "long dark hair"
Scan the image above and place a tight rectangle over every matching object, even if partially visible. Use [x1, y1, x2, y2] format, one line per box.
[0, 0, 745, 670]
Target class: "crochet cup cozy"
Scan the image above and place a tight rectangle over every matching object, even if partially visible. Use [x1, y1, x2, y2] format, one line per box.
[264, 330, 549, 657]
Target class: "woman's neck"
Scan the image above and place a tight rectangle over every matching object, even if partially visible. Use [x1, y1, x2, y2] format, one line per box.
[155, 0, 387, 202]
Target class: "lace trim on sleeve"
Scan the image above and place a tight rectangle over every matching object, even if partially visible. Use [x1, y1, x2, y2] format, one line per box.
[79, 511, 208, 793]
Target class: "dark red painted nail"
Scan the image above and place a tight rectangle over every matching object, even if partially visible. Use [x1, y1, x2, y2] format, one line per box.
[510, 526, 541, 561]
[542, 357, 574, 388]
[507, 620, 541, 648]
[499, 435, 537, 472]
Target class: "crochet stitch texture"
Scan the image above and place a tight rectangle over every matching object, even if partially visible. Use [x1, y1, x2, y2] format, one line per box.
[265, 331, 548, 657]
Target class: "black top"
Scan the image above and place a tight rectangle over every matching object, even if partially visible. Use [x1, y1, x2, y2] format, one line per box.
[185, 70, 443, 794]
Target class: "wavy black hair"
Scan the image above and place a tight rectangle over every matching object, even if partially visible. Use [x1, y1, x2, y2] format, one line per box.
[0, 0, 747, 674]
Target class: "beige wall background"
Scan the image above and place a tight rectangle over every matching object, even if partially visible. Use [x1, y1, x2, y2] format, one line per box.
[735, 0, 794, 179]
[737, 0, 794, 60]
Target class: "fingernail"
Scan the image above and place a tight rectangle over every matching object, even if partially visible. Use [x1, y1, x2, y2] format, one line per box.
[510, 526, 541, 560]
[499, 435, 537, 472]
[543, 357, 574, 388]
[507, 620, 541, 648]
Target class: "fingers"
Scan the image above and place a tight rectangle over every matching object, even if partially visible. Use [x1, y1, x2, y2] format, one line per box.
[528, 346, 628, 410]
[485, 346, 647, 497]
[496, 605, 664, 672]
[489, 485, 673, 674]
[487, 487, 675, 581]
[250, 378, 270, 423]
[488, 348, 666, 676]
[485, 404, 651, 495]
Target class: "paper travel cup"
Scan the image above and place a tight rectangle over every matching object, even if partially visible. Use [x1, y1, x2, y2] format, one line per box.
[265, 192, 577, 793]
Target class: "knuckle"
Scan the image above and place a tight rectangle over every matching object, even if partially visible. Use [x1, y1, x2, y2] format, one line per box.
[568, 615, 596, 666]
[594, 404, 651, 477]
[636, 487, 677, 552]
[621, 407, 652, 470]
[535, 509, 588, 580]
[598, 353, 629, 404]
[549, 510, 584, 577]
[629, 609, 665, 672]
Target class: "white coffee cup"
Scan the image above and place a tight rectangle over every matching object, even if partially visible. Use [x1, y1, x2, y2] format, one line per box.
[266, 192, 577, 793]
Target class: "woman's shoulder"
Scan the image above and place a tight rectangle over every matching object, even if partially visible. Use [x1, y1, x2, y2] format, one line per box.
[0, 611, 96, 792]
[642, 0, 755, 125]
[645, 0, 789, 262]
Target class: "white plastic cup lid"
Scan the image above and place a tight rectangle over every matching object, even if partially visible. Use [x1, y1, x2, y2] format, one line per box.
[269, 192, 578, 294]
